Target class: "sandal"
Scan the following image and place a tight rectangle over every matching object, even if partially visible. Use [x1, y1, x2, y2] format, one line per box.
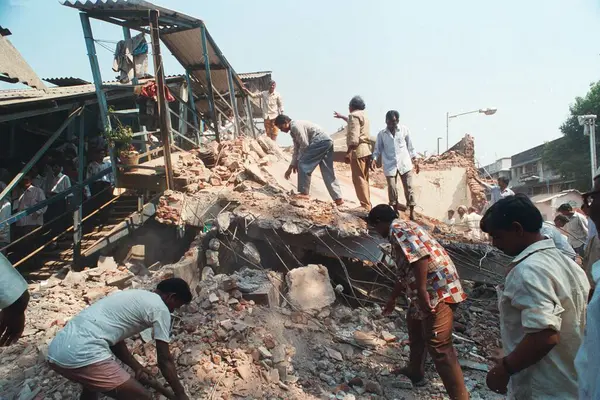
[391, 367, 428, 387]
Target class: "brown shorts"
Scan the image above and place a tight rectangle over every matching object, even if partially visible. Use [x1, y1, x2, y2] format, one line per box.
[264, 118, 279, 139]
[49, 359, 131, 392]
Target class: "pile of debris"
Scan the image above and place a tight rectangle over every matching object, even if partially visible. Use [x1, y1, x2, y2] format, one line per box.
[0, 234, 504, 399]
[419, 135, 488, 211]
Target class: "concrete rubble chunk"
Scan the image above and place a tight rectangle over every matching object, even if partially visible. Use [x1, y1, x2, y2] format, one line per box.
[271, 344, 286, 364]
[97, 256, 118, 271]
[208, 292, 219, 303]
[381, 330, 396, 342]
[216, 211, 231, 233]
[459, 359, 490, 372]
[105, 271, 134, 289]
[325, 346, 344, 362]
[201, 266, 215, 281]
[205, 249, 219, 267]
[236, 364, 252, 380]
[353, 330, 385, 348]
[258, 346, 272, 359]
[243, 164, 268, 185]
[285, 264, 335, 311]
[208, 238, 220, 251]
[241, 241, 261, 265]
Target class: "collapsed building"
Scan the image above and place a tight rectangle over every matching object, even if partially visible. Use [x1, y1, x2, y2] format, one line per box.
[0, 1, 511, 399]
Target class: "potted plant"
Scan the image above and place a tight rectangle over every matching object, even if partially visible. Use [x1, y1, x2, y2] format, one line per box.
[119, 144, 140, 166]
[104, 107, 139, 167]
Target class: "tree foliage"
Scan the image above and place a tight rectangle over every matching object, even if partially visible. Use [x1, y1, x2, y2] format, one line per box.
[543, 81, 600, 191]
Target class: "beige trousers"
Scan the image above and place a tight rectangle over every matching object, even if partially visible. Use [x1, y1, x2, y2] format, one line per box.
[386, 170, 415, 207]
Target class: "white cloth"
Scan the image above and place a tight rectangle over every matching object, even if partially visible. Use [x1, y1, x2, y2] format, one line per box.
[0, 198, 10, 244]
[371, 125, 416, 177]
[443, 217, 455, 226]
[86, 161, 113, 184]
[481, 182, 514, 205]
[0, 253, 28, 309]
[564, 212, 589, 249]
[465, 212, 482, 240]
[540, 221, 576, 259]
[289, 120, 330, 166]
[15, 186, 46, 227]
[587, 218, 597, 250]
[575, 260, 600, 399]
[248, 90, 283, 120]
[49, 173, 72, 196]
[498, 239, 589, 399]
[48, 290, 171, 369]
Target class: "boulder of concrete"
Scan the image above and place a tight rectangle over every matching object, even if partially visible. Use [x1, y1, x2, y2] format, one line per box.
[285, 264, 335, 311]
[242, 241, 261, 265]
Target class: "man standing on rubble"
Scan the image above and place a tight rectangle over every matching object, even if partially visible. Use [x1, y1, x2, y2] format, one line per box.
[244, 80, 284, 141]
[369, 204, 469, 400]
[275, 115, 344, 206]
[474, 176, 514, 210]
[480, 195, 589, 398]
[557, 203, 588, 256]
[371, 110, 419, 220]
[334, 96, 372, 210]
[47, 278, 193, 400]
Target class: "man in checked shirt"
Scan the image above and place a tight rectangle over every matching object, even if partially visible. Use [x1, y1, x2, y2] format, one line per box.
[368, 204, 468, 400]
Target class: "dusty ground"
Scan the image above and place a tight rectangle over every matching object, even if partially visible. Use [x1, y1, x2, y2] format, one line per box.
[0, 257, 504, 400]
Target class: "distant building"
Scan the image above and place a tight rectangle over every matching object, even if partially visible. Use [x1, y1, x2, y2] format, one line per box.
[479, 157, 511, 180]
[510, 138, 576, 196]
[530, 190, 583, 221]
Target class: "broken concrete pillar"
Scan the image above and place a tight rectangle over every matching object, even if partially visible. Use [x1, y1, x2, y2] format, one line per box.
[285, 264, 335, 311]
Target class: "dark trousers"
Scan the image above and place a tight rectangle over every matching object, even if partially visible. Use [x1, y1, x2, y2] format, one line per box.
[406, 302, 469, 400]
[89, 182, 113, 223]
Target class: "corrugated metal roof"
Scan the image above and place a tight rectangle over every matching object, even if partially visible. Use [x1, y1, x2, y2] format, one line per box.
[239, 71, 272, 80]
[0, 33, 47, 90]
[62, 0, 244, 112]
[43, 77, 91, 87]
[61, 0, 201, 25]
[531, 189, 582, 204]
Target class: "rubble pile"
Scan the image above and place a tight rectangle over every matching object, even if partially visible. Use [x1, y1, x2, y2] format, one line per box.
[0, 247, 504, 399]
[419, 135, 487, 211]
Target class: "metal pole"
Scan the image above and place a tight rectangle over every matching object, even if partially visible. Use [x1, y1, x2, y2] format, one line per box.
[437, 137, 441, 155]
[185, 71, 199, 130]
[149, 9, 174, 190]
[80, 12, 118, 186]
[445, 111, 449, 151]
[200, 24, 220, 142]
[591, 119, 597, 185]
[73, 113, 85, 266]
[226, 68, 241, 138]
[178, 82, 188, 145]
[245, 97, 256, 138]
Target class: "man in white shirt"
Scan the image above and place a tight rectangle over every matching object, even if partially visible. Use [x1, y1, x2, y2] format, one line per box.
[46, 161, 72, 240]
[244, 80, 284, 141]
[480, 194, 589, 398]
[371, 110, 419, 220]
[0, 253, 30, 346]
[443, 209, 456, 227]
[540, 221, 577, 260]
[576, 169, 600, 398]
[0, 193, 10, 252]
[275, 114, 344, 205]
[557, 203, 588, 256]
[48, 278, 192, 399]
[15, 175, 47, 234]
[475, 176, 514, 210]
[465, 207, 483, 241]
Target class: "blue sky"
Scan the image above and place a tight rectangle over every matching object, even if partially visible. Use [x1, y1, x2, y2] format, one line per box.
[2, 0, 600, 166]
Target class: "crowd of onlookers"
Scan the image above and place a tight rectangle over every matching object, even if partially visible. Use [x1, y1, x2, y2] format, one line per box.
[0, 141, 114, 258]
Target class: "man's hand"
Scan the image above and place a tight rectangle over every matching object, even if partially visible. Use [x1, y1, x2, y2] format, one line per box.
[333, 111, 344, 119]
[134, 365, 153, 381]
[382, 298, 396, 316]
[284, 165, 297, 180]
[486, 363, 510, 394]
[417, 291, 434, 315]
[413, 159, 420, 174]
[344, 152, 351, 164]
[370, 159, 377, 171]
[490, 348, 504, 364]
[0, 291, 29, 347]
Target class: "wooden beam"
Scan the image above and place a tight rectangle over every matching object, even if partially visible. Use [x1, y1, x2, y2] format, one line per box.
[188, 63, 226, 71]
[149, 9, 175, 190]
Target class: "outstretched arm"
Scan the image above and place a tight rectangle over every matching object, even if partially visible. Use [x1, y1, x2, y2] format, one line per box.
[156, 340, 188, 399]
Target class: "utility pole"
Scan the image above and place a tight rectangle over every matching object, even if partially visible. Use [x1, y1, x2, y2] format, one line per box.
[437, 137, 442, 155]
[579, 114, 598, 185]
[149, 9, 174, 190]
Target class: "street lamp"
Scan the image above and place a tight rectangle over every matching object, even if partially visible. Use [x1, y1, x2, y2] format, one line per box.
[578, 114, 597, 185]
[437, 137, 443, 155]
[446, 107, 497, 150]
